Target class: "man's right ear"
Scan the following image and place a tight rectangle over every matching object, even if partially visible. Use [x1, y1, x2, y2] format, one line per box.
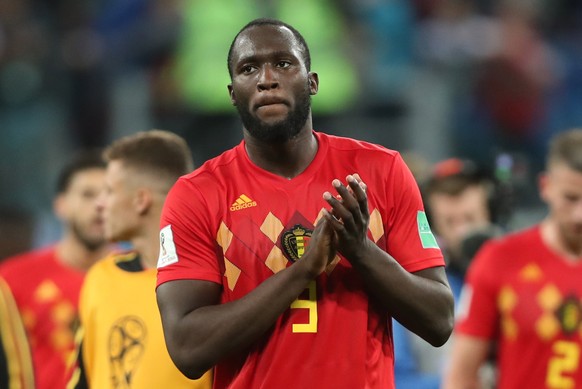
[53, 193, 67, 221]
[228, 84, 236, 105]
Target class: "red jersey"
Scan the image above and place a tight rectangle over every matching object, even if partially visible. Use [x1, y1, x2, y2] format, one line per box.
[0, 246, 85, 389]
[157, 131, 444, 389]
[456, 226, 582, 389]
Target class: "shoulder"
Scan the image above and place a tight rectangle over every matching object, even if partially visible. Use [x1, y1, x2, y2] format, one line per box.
[168, 145, 242, 200]
[0, 246, 55, 276]
[87, 251, 137, 278]
[481, 225, 538, 253]
[471, 225, 539, 270]
[317, 132, 406, 183]
[185, 145, 241, 184]
[320, 132, 400, 160]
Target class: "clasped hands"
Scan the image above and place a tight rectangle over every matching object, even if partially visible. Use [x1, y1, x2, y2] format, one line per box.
[305, 173, 371, 275]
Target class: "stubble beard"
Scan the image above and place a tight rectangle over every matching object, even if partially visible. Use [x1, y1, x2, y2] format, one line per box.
[70, 219, 106, 252]
[237, 86, 312, 143]
[560, 222, 582, 254]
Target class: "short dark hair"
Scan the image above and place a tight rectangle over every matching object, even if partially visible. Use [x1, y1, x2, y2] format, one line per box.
[422, 158, 501, 224]
[103, 130, 194, 191]
[547, 128, 582, 172]
[227, 18, 311, 78]
[423, 159, 492, 198]
[56, 149, 105, 194]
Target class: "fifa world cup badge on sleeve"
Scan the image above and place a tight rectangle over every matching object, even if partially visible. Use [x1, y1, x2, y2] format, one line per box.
[157, 225, 179, 268]
[417, 211, 439, 249]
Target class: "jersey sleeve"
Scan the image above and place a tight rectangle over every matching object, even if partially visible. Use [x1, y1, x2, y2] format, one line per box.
[0, 277, 35, 389]
[385, 153, 444, 272]
[156, 177, 223, 288]
[454, 240, 500, 339]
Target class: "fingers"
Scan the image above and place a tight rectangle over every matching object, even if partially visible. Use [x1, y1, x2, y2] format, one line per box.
[322, 173, 369, 229]
[321, 208, 344, 231]
[352, 173, 367, 194]
[349, 174, 369, 216]
[324, 174, 367, 208]
[323, 188, 350, 226]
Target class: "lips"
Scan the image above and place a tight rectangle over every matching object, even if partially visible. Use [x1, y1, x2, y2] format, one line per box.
[254, 96, 288, 109]
[93, 216, 105, 227]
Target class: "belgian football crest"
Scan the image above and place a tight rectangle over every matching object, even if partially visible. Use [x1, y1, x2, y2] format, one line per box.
[281, 224, 313, 262]
[556, 295, 582, 335]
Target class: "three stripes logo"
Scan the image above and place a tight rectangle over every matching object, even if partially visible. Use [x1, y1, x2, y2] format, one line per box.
[230, 194, 257, 211]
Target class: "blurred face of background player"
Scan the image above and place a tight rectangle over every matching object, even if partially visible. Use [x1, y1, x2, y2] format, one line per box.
[427, 184, 491, 261]
[54, 168, 106, 251]
[227, 24, 317, 143]
[540, 161, 582, 254]
[98, 160, 143, 243]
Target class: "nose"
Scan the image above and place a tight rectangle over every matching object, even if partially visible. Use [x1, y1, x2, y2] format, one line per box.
[95, 190, 106, 212]
[257, 65, 278, 91]
[573, 201, 582, 222]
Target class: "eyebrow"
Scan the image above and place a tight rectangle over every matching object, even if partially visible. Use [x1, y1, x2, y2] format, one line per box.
[236, 50, 299, 65]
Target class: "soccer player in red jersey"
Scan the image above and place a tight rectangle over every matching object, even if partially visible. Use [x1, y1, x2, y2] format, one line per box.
[156, 18, 454, 389]
[0, 150, 110, 389]
[444, 129, 582, 389]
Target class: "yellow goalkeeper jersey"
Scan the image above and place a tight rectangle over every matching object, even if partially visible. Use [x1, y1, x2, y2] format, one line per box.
[68, 252, 212, 389]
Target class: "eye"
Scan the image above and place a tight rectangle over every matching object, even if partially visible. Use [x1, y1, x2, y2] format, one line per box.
[276, 61, 291, 68]
[564, 193, 580, 203]
[241, 65, 255, 74]
[82, 189, 99, 200]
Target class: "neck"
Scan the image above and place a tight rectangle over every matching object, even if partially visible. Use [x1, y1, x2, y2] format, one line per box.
[540, 218, 582, 261]
[244, 127, 318, 179]
[56, 236, 110, 272]
[130, 214, 162, 269]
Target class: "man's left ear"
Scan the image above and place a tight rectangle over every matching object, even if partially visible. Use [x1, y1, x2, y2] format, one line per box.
[308, 72, 319, 95]
[135, 188, 152, 215]
[538, 172, 549, 202]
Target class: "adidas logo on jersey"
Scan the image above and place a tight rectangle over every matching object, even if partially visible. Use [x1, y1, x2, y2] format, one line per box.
[230, 194, 257, 211]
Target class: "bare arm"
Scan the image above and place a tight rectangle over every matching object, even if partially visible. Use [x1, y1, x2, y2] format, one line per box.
[323, 174, 455, 346]
[442, 334, 491, 389]
[156, 216, 336, 379]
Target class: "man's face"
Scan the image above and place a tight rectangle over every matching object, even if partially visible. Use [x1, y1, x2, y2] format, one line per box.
[228, 25, 317, 143]
[428, 185, 491, 259]
[540, 163, 582, 251]
[98, 160, 141, 242]
[56, 168, 106, 251]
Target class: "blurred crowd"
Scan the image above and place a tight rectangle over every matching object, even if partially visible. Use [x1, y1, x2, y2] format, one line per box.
[2, 0, 582, 256]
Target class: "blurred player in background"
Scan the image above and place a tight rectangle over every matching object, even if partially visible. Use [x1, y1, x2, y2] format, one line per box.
[68, 130, 212, 388]
[0, 150, 110, 389]
[444, 128, 582, 389]
[394, 158, 502, 389]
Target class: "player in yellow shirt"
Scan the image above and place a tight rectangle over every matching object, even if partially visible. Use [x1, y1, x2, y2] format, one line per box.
[68, 130, 212, 388]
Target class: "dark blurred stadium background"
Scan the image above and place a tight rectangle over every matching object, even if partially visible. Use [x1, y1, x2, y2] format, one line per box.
[1, 0, 581, 256]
